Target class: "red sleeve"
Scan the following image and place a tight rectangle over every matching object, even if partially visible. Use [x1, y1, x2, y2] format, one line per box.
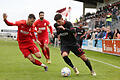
[4, 19, 17, 26]
[48, 25, 53, 34]
[33, 21, 38, 32]
[31, 27, 37, 41]
[47, 21, 53, 34]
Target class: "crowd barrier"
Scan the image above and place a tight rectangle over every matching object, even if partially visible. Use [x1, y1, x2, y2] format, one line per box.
[82, 39, 120, 56]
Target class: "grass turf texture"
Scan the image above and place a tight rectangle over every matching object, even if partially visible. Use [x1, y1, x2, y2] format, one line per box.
[0, 39, 120, 80]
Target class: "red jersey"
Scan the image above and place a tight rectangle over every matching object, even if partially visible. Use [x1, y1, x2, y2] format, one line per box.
[33, 19, 53, 40]
[4, 20, 36, 48]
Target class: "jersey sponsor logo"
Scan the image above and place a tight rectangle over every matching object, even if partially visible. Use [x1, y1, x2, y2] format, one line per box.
[44, 23, 46, 26]
[60, 32, 68, 36]
[39, 27, 46, 30]
[20, 30, 29, 34]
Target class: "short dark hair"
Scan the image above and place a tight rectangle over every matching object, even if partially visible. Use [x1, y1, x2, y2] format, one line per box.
[39, 11, 44, 15]
[54, 14, 62, 21]
[28, 14, 36, 19]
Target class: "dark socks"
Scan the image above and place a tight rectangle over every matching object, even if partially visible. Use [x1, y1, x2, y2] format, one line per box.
[84, 59, 93, 71]
[63, 56, 74, 68]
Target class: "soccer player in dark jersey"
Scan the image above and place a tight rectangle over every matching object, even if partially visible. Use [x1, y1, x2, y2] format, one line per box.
[75, 25, 85, 48]
[33, 11, 54, 64]
[54, 14, 96, 76]
[3, 13, 48, 71]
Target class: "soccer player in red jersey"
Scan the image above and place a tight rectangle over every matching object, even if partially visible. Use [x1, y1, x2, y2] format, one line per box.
[3, 13, 48, 71]
[33, 11, 54, 64]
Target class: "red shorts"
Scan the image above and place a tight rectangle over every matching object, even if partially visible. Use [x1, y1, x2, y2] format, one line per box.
[38, 38, 49, 48]
[19, 44, 39, 58]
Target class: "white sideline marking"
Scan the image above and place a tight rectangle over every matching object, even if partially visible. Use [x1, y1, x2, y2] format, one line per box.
[88, 57, 120, 69]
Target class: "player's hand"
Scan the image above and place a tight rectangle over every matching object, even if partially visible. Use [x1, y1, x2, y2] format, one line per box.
[51, 34, 54, 38]
[57, 26, 65, 30]
[3, 13, 7, 20]
[36, 40, 42, 45]
[37, 30, 42, 34]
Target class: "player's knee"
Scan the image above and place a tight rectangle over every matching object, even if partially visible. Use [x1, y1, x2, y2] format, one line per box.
[35, 52, 41, 59]
[44, 45, 48, 48]
[62, 52, 68, 57]
[29, 58, 35, 63]
[80, 54, 88, 61]
[36, 56, 41, 59]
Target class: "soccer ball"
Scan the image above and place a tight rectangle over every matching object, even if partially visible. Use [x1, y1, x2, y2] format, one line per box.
[61, 67, 71, 77]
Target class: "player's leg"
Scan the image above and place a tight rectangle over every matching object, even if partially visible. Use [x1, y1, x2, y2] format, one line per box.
[30, 44, 42, 59]
[80, 54, 96, 76]
[71, 45, 96, 76]
[43, 39, 51, 64]
[44, 42, 51, 64]
[20, 48, 48, 71]
[39, 40, 48, 59]
[61, 46, 79, 75]
[26, 54, 48, 71]
[34, 52, 41, 59]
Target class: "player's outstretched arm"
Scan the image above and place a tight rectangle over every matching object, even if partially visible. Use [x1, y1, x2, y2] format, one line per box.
[3, 13, 16, 26]
[48, 25, 54, 38]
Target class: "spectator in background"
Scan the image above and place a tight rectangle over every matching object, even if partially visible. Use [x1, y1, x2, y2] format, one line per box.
[53, 32, 59, 47]
[105, 26, 113, 39]
[91, 29, 97, 40]
[95, 17, 99, 28]
[113, 28, 120, 39]
[96, 27, 101, 39]
[98, 27, 106, 39]
[85, 29, 92, 40]
[112, 6, 118, 20]
[117, 10, 120, 22]
[75, 25, 85, 48]
[99, 17, 104, 28]
[106, 12, 112, 27]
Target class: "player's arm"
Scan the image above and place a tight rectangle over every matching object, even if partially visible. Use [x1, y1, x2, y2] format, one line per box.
[47, 20, 54, 38]
[80, 29, 86, 39]
[31, 27, 42, 45]
[31, 32, 41, 45]
[48, 25, 54, 38]
[57, 22, 76, 34]
[66, 22, 76, 33]
[33, 22, 38, 32]
[31, 27, 37, 41]
[3, 13, 17, 26]
[54, 23, 61, 35]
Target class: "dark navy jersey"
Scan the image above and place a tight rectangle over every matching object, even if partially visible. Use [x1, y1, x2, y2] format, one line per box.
[54, 21, 77, 46]
[75, 27, 85, 40]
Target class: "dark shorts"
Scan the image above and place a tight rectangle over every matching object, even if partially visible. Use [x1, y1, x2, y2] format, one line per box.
[60, 44, 85, 57]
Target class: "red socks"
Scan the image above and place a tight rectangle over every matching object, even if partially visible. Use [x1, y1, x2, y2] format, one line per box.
[45, 47, 50, 59]
[42, 49, 48, 59]
[34, 59, 42, 66]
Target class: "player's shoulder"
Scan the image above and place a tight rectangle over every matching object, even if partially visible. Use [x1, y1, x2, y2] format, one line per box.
[43, 19, 49, 23]
[54, 23, 59, 27]
[65, 21, 72, 25]
[16, 20, 26, 25]
[34, 19, 40, 25]
[43, 19, 48, 22]
[35, 19, 40, 22]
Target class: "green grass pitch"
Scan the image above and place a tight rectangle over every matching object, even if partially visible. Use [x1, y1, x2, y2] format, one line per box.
[0, 39, 120, 80]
